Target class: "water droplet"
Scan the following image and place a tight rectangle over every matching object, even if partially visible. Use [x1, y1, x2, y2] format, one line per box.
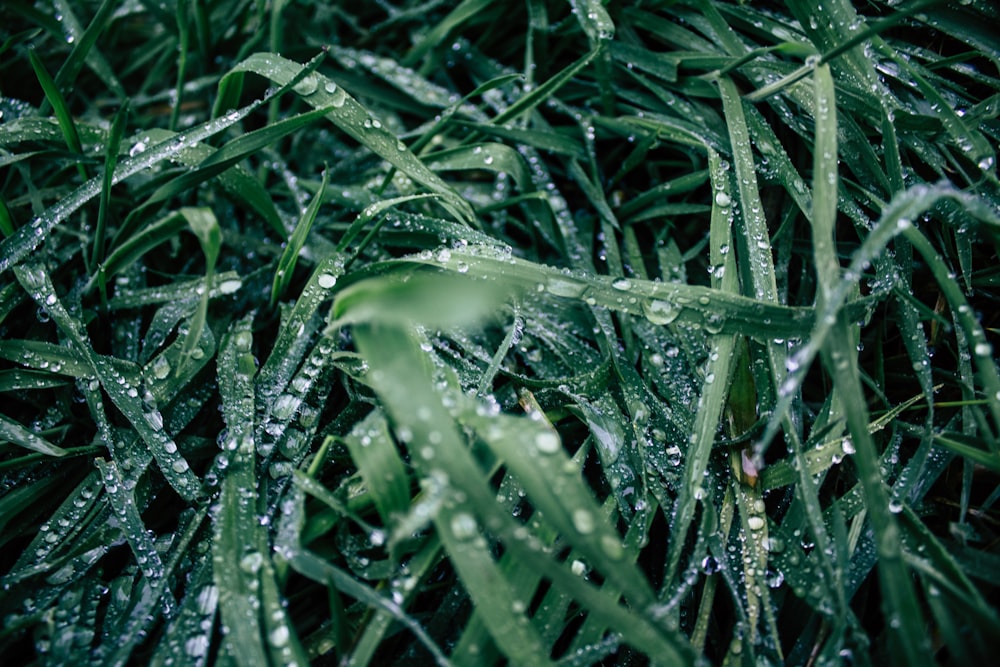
[328, 86, 347, 107]
[240, 551, 264, 573]
[572, 509, 595, 534]
[450, 512, 478, 540]
[715, 192, 731, 207]
[317, 273, 337, 288]
[185, 635, 209, 657]
[294, 75, 318, 96]
[535, 431, 561, 454]
[703, 313, 725, 334]
[196, 585, 219, 614]
[268, 626, 290, 648]
[642, 299, 680, 325]
[601, 534, 624, 559]
[144, 410, 164, 430]
[747, 516, 765, 531]
[611, 278, 632, 291]
[150, 356, 171, 380]
[546, 278, 584, 298]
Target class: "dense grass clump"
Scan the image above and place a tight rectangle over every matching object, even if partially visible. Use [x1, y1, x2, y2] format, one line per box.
[1, 1, 999, 664]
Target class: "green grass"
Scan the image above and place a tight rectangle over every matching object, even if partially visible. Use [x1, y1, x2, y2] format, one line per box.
[1, 0, 999, 665]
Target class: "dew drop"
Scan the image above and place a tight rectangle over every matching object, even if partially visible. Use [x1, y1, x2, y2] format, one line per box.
[150, 356, 171, 380]
[534, 431, 561, 454]
[293, 75, 318, 96]
[546, 278, 584, 298]
[239, 551, 264, 573]
[268, 626, 289, 648]
[450, 512, 478, 540]
[572, 509, 595, 534]
[642, 298, 680, 325]
[601, 534, 624, 560]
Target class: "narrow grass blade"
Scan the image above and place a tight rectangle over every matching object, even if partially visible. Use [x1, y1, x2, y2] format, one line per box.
[28, 49, 86, 180]
[91, 100, 129, 271]
[271, 168, 329, 306]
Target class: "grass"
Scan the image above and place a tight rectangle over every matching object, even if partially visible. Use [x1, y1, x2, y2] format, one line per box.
[1, 0, 999, 664]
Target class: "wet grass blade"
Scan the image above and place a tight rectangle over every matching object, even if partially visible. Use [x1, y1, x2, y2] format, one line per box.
[214, 315, 269, 665]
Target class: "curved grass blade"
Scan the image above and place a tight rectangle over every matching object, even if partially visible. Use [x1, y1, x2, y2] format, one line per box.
[222, 53, 476, 226]
[50, 0, 124, 99]
[137, 106, 333, 240]
[354, 322, 696, 664]
[135, 127, 284, 243]
[284, 548, 452, 666]
[492, 45, 603, 127]
[175, 207, 220, 376]
[94, 458, 174, 610]
[403, 0, 494, 66]
[757, 183, 1000, 455]
[810, 63, 924, 666]
[665, 147, 739, 585]
[52, 0, 122, 97]
[255, 254, 344, 404]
